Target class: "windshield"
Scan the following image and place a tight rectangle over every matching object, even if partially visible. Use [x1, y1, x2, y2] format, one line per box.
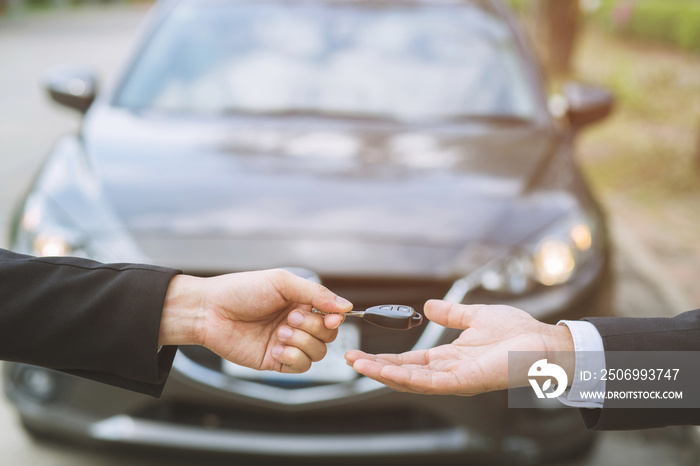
[115, 0, 538, 122]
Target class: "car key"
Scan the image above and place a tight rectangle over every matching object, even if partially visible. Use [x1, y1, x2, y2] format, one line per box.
[312, 305, 423, 330]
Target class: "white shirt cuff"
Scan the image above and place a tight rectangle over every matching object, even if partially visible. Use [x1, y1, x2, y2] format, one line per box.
[556, 320, 606, 409]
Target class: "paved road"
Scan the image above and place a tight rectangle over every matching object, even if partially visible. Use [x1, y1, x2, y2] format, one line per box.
[0, 5, 697, 465]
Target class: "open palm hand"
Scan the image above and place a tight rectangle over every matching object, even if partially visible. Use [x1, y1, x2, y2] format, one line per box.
[345, 300, 573, 395]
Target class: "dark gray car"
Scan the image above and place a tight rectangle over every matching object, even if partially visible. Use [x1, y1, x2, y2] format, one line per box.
[4, 0, 614, 463]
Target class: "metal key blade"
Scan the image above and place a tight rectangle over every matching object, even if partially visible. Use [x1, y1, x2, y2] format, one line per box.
[312, 305, 423, 330]
[311, 308, 366, 318]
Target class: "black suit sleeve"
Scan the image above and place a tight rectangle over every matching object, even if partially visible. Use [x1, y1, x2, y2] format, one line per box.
[579, 310, 700, 430]
[0, 249, 182, 397]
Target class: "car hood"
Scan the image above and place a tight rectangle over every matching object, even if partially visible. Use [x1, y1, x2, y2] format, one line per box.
[79, 108, 573, 276]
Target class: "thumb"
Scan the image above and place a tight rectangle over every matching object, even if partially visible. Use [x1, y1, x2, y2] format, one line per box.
[274, 270, 353, 313]
[424, 300, 486, 330]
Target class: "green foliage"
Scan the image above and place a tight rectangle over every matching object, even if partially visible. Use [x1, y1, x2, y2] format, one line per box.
[592, 0, 700, 53]
[590, 0, 618, 27]
[504, 0, 526, 13]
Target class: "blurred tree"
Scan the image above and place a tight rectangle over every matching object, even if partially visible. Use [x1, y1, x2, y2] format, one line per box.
[535, 0, 580, 78]
[696, 122, 700, 174]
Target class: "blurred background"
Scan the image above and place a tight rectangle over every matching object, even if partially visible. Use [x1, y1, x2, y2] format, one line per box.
[510, 0, 700, 309]
[0, 0, 699, 464]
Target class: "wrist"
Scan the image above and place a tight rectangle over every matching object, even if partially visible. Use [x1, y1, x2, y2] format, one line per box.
[542, 322, 576, 383]
[159, 274, 206, 347]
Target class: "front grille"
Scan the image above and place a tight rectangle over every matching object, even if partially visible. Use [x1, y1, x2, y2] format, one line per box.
[135, 402, 448, 434]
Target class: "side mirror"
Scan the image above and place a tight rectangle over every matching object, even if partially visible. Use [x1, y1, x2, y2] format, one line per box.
[563, 82, 614, 130]
[44, 66, 99, 114]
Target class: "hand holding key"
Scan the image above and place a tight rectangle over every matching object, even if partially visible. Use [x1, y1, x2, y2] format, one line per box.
[160, 269, 352, 374]
[313, 304, 423, 330]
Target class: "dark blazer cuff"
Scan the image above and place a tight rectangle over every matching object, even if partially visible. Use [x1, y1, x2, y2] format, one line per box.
[62, 345, 178, 397]
[579, 406, 700, 431]
[579, 310, 700, 430]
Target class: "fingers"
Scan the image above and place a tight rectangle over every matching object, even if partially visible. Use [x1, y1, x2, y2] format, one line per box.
[288, 310, 338, 343]
[348, 352, 462, 395]
[277, 325, 328, 362]
[271, 310, 339, 371]
[323, 313, 345, 330]
[350, 357, 433, 394]
[344, 351, 411, 391]
[345, 349, 370, 365]
[373, 364, 461, 395]
[272, 345, 312, 373]
[424, 300, 487, 330]
[272, 269, 353, 314]
[345, 349, 428, 366]
[350, 358, 413, 392]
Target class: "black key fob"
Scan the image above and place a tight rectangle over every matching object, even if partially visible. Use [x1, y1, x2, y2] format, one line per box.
[362, 305, 423, 330]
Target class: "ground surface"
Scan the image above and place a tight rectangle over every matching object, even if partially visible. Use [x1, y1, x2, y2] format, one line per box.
[0, 4, 698, 465]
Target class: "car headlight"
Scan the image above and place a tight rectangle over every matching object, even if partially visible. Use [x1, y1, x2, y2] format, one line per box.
[533, 238, 576, 286]
[478, 213, 600, 295]
[11, 135, 147, 263]
[14, 188, 148, 262]
[33, 233, 72, 257]
[13, 192, 89, 258]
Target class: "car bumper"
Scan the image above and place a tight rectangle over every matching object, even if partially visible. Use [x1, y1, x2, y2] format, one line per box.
[8, 373, 593, 464]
